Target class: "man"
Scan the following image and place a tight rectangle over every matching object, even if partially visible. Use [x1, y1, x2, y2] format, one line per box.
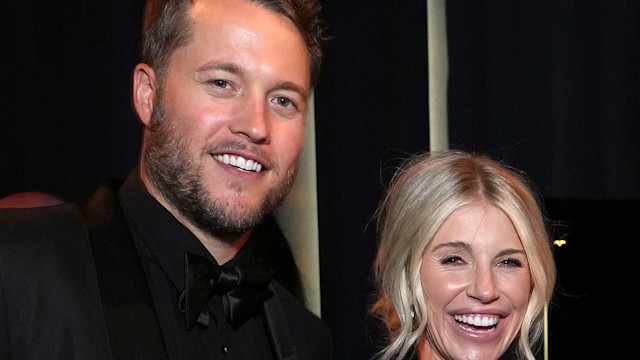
[0, 0, 330, 358]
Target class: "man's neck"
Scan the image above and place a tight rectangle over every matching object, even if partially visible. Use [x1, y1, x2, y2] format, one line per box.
[140, 168, 249, 264]
[198, 230, 250, 264]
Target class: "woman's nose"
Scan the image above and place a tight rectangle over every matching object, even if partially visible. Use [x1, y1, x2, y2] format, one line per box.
[466, 265, 500, 303]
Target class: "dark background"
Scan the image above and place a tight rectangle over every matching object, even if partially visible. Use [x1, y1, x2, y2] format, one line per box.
[2, 1, 639, 359]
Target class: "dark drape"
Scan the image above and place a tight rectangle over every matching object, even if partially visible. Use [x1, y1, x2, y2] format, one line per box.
[447, 1, 640, 199]
[314, 1, 429, 358]
[1, 1, 145, 201]
[446, 1, 640, 358]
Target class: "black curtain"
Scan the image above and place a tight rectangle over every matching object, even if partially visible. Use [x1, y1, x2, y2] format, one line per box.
[447, 1, 640, 199]
[446, 1, 640, 358]
[314, 1, 429, 358]
[1, 1, 145, 201]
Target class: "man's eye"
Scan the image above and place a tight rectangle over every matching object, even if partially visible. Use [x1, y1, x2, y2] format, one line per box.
[209, 79, 231, 88]
[275, 96, 295, 108]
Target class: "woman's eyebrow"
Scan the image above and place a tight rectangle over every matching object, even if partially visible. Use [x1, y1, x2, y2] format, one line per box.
[431, 241, 472, 252]
[495, 248, 526, 258]
[431, 242, 526, 258]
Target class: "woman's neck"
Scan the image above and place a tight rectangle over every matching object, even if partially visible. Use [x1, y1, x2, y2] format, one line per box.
[417, 337, 441, 360]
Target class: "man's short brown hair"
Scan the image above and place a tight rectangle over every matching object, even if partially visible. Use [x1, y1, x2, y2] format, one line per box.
[140, 0, 327, 85]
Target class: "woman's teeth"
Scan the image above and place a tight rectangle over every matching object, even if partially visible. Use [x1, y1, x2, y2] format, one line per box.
[454, 314, 500, 329]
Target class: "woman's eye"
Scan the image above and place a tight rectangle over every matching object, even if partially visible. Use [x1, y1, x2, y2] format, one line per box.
[497, 258, 523, 267]
[441, 256, 465, 266]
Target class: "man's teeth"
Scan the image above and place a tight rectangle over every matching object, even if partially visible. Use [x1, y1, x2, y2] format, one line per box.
[215, 154, 263, 172]
[454, 314, 499, 327]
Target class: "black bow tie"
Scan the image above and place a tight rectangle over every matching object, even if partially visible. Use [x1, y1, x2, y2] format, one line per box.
[178, 252, 273, 330]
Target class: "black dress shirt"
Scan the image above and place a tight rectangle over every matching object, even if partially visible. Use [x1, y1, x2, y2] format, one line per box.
[117, 173, 273, 360]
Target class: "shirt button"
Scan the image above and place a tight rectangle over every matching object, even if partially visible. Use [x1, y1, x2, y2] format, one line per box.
[221, 345, 229, 355]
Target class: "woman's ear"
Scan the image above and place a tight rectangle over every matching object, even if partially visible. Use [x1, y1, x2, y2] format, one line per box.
[132, 63, 157, 126]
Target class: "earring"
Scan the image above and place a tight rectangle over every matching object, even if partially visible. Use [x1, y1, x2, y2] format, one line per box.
[410, 306, 415, 319]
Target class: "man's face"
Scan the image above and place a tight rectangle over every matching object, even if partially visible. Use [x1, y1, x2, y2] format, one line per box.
[141, 0, 311, 237]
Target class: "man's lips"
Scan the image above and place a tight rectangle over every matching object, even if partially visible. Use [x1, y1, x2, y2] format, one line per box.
[214, 153, 263, 172]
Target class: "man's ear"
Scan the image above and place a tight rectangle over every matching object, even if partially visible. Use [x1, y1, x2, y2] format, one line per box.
[132, 63, 157, 127]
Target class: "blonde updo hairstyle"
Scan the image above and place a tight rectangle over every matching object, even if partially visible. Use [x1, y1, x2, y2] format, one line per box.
[372, 150, 555, 360]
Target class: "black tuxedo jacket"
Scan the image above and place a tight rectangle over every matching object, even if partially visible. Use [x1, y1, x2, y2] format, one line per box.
[0, 182, 331, 359]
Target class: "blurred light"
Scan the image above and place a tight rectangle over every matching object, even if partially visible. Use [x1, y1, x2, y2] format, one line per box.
[553, 239, 567, 247]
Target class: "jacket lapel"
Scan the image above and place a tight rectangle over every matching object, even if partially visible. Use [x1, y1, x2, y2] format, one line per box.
[79, 179, 169, 360]
[261, 283, 300, 360]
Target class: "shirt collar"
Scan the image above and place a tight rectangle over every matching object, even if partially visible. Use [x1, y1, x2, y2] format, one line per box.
[117, 170, 259, 291]
[117, 170, 212, 291]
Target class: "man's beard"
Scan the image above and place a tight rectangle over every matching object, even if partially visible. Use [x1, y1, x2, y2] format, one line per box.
[143, 99, 299, 242]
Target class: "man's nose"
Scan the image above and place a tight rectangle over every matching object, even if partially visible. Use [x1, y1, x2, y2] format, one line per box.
[229, 96, 270, 144]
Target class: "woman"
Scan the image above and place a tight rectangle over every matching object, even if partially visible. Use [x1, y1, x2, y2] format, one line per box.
[372, 150, 555, 360]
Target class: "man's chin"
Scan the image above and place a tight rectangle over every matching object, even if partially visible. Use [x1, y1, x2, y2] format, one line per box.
[207, 226, 252, 243]
[193, 205, 266, 241]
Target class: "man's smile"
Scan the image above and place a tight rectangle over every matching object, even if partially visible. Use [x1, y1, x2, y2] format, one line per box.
[214, 153, 264, 172]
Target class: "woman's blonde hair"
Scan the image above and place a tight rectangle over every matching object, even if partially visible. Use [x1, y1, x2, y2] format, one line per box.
[372, 150, 556, 360]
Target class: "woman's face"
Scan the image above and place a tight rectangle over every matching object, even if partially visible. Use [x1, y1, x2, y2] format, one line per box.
[420, 203, 531, 360]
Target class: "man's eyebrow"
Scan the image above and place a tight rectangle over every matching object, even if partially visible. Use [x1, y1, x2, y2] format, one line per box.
[196, 62, 245, 77]
[274, 80, 309, 97]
